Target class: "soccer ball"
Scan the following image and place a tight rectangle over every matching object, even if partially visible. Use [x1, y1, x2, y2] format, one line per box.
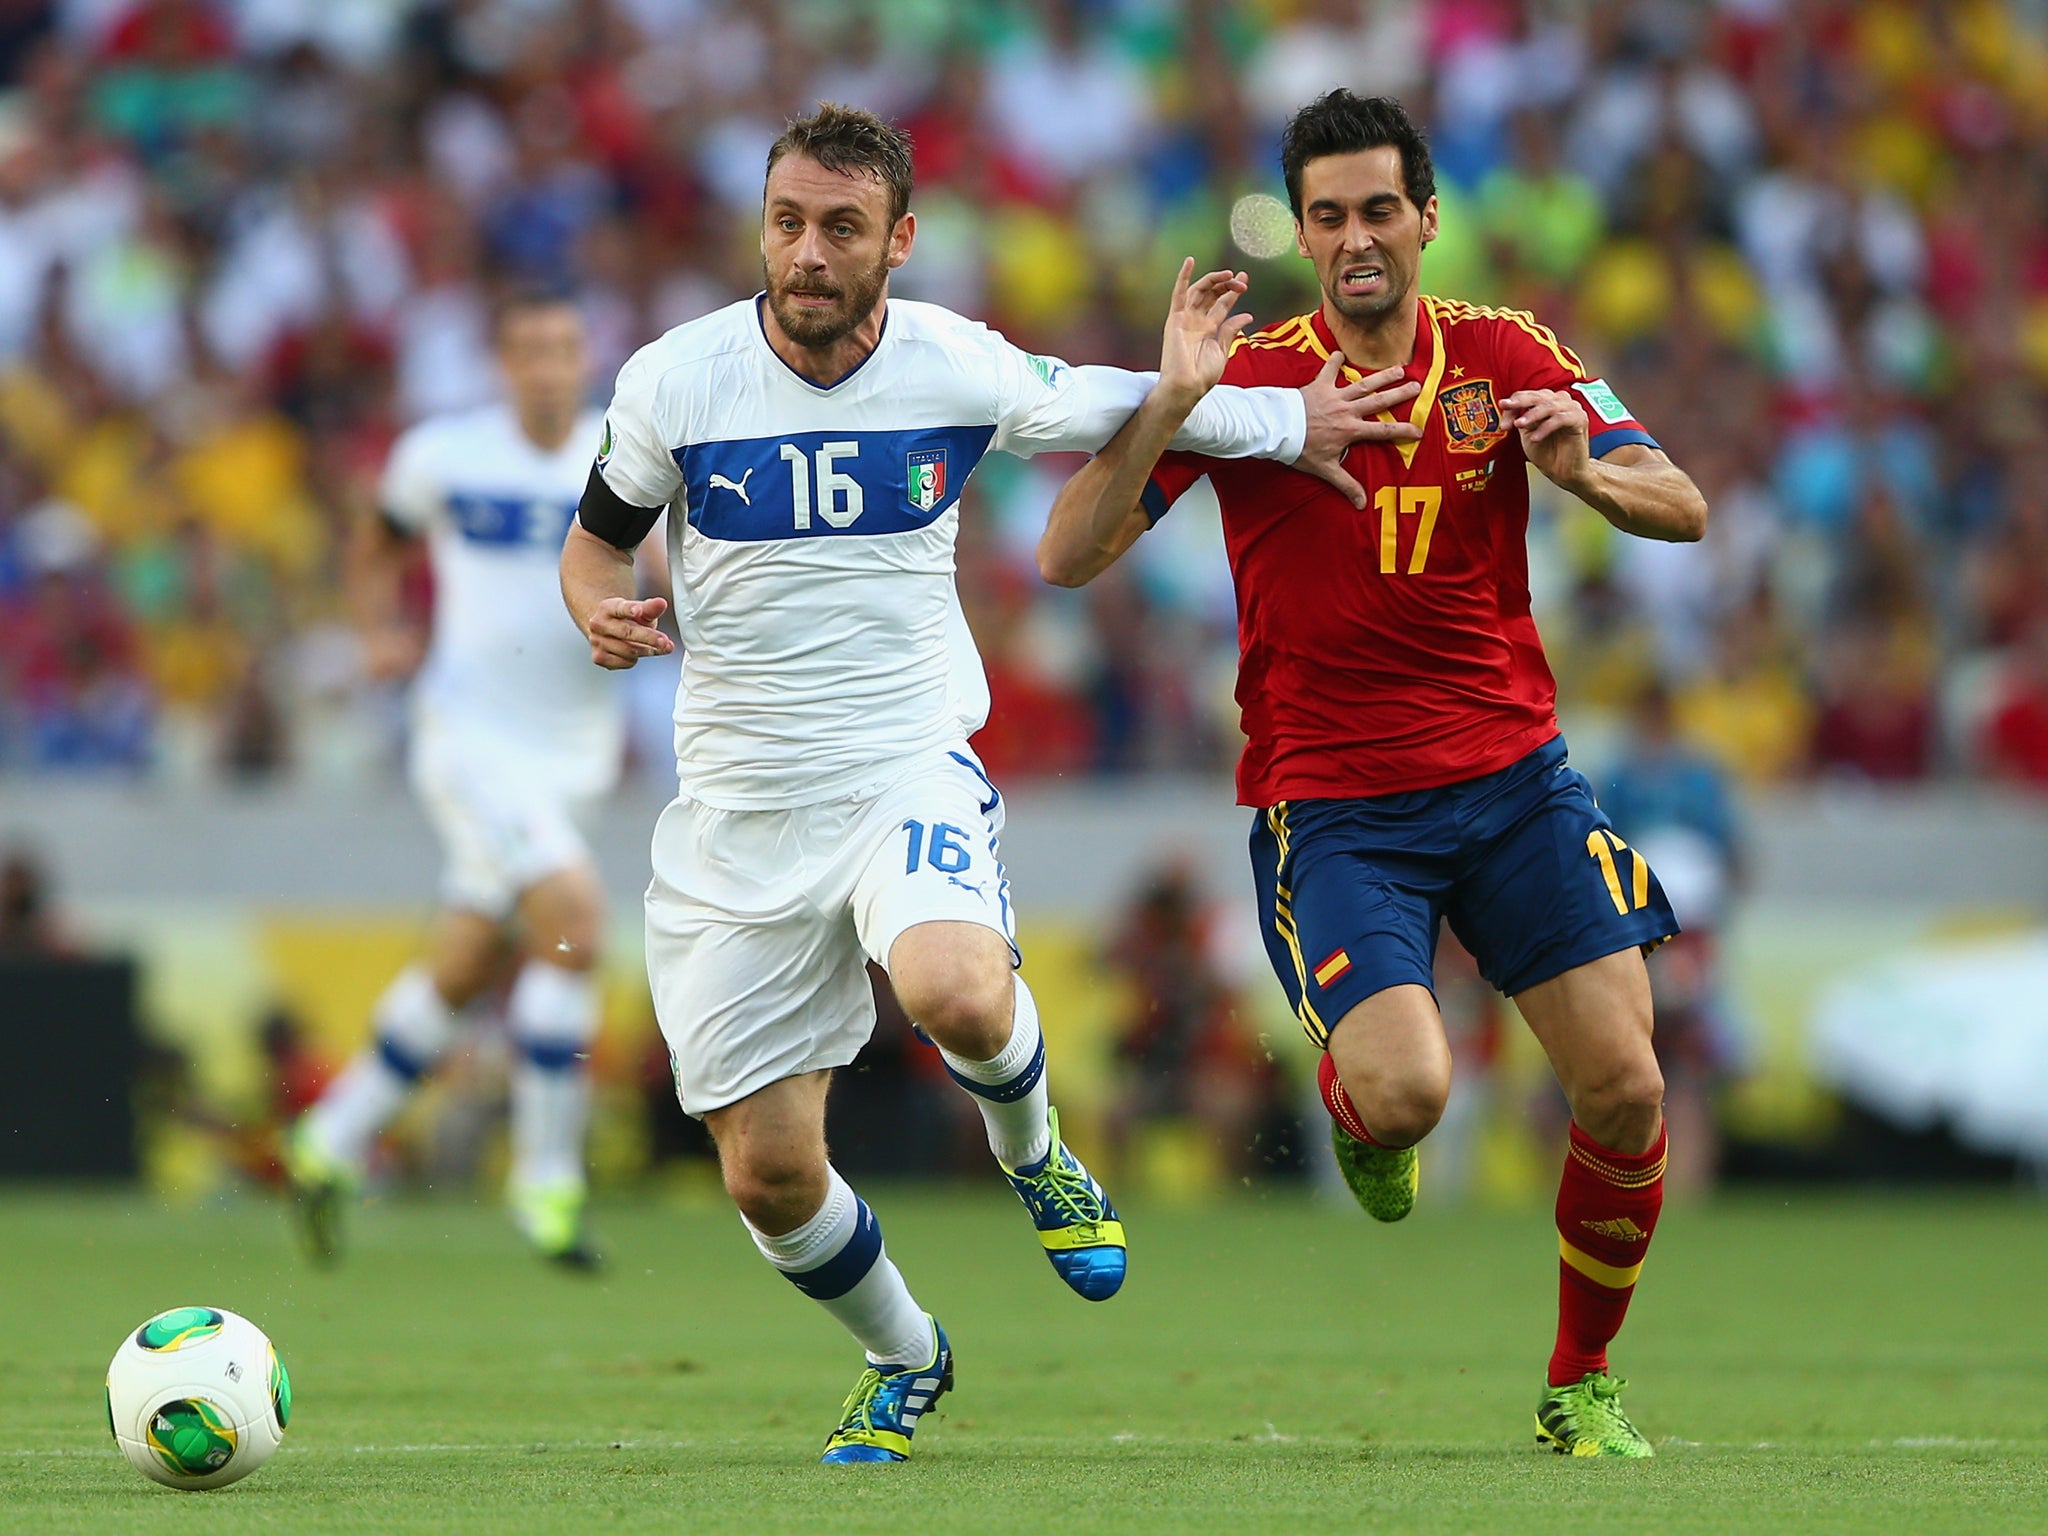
[105, 1307, 291, 1490]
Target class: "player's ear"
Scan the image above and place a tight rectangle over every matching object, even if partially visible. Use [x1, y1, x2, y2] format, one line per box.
[1294, 220, 1310, 262]
[887, 211, 916, 271]
[1418, 195, 1439, 250]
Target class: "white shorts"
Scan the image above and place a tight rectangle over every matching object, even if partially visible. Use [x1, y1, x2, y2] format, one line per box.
[645, 741, 1016, 1117]
[412, 729, 600, 919]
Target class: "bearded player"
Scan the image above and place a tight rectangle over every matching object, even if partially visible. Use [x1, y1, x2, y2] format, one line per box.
[1038, 91, 1707, 1457]
[559, 105, 1415, 1464]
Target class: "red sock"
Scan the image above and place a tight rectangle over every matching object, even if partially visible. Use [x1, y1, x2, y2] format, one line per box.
[1316, 1052, 1381, 1145]
[1549, 1120, 1667, 1387]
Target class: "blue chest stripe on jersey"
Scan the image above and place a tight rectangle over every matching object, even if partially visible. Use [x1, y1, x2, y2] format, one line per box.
[678, 425, 997, 542]
[445, 493, 580, 548]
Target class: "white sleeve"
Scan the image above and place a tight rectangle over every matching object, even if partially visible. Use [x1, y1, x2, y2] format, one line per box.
[596, 347, 684, 509]
[983, 328, 1304, 462]
[377, 425, 441, 534]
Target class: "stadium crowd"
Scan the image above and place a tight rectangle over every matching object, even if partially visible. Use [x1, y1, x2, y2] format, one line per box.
[1, 0, 2047, 792]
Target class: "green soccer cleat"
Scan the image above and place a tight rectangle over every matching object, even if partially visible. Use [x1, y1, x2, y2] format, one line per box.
[510, 1180, 603, 1273]
[1002, 1107, 1127, 1300]
[283, 1120, 351, 1268]
[1330, 1122, 1419, 1222]
[820, 1318, 953, 1464]
[1535, 1371, 1654, 1458]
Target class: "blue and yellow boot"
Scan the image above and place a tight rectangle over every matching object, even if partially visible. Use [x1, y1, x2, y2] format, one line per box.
[1002, 1107, 1127, 1301]
[820, 1318, 953, 1464]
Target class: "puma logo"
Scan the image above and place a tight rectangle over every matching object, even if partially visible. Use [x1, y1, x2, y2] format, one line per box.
[708, 468, 754, 505]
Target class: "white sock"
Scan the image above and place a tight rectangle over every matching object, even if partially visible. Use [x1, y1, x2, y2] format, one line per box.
[303, 966, 455, 1170]
[507, 960, 599, 1193]
[938, 974, 1051, 1170]
[746, 1168, 932, 1369]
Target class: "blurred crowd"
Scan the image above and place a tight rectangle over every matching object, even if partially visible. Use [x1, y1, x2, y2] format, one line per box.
[2, 0, 2047, 793]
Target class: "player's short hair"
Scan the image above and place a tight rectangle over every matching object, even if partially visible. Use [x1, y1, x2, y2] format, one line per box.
[766, 102, 915, 226]
[1280, 90, 1436, 220]
[491, 282, 582, 341]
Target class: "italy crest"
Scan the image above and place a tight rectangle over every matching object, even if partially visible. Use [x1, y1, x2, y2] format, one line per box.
[1439, 379, 1505, 454]
[907, 448, 948, 512]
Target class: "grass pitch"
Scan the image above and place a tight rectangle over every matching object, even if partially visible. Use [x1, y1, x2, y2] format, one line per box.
[3, 1185, 2043, 1535]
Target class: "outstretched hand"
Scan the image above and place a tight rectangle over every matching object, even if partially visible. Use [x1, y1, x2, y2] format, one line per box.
[1294, 351, 1424, 508]
[1158, 258, 1255, 406]
[584, 595, 673, 670]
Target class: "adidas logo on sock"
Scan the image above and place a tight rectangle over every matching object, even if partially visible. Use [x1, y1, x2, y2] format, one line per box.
[1581, 1217, 1648, 1242]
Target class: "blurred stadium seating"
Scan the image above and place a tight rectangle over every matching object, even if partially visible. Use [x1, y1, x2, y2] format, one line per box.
[1, 0, 2046, 788]
[3, 0, 2048, 1199]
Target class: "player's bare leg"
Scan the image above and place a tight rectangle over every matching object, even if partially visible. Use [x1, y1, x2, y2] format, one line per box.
[1320, 984, 1450, 1221]
[506, 864, 607, 1268]
[1516, 947, 1666, 1457]
[890, 920, 1127, 1300]
[287, 911, 508, 1263]
[707, 1072, 948, 1463]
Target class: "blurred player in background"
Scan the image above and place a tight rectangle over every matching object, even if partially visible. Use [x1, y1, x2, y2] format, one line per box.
[1039, 92, 1708, 1457]
[287, 292, 653, 1271]
[559, 104, 1415, 1465]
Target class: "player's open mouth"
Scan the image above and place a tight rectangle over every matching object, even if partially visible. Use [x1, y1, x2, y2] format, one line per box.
[1338, 265, 1385, 294]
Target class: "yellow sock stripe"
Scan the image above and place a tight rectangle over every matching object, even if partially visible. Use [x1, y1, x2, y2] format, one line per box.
[1569, 1142, 1668, 1188]
[1559, 1235, 1643, 1290]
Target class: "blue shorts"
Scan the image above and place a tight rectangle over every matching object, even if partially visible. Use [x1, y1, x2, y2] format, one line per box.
[1250, 737, 1679, 1048]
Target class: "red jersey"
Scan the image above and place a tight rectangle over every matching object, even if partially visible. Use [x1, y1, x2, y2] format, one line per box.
[1143, 298, 1659, 806]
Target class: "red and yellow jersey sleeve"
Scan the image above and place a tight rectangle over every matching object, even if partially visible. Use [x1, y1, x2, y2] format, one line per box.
[1449, 298, 1662, 461]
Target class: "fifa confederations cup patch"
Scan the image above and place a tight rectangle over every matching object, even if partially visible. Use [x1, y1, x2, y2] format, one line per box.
[1575, 378, 1633, 425]
[1439, 378, 1508, 454]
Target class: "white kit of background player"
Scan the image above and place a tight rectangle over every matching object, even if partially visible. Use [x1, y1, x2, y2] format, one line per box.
[290, 297, 645, 1270]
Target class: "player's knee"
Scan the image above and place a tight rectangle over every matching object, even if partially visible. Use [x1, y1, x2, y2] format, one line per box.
[1571, 1060, 1666, 1151]
[720, 1149, 826, 1232]
[890, 953, 1012, 1058]
[1361, 1076, 1449, 1148]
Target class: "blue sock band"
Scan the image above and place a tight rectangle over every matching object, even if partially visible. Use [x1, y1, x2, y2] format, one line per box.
[781, 1198, 885, 1301]
[376, 1034, 431, 1084]
[943, 1033, 1045, 1105]
[517, 1039, 585, 1073]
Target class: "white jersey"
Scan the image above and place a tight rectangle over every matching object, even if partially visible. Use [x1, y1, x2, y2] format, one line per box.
[595, 296, 1307, 810]
[383, 403, 625, 798]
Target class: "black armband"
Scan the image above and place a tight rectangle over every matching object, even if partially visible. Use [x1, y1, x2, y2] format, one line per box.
[577, 464, 663, 550]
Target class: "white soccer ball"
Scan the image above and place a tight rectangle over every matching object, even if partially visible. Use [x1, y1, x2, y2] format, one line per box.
[105, 1307, 291, 1490]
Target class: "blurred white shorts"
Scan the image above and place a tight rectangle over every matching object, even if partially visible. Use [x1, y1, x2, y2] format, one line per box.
[411, 727, 599, 920]
[646, 741, 1017, 1117]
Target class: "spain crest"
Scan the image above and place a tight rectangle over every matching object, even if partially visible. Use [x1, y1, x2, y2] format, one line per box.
[907, 448, 948, 512]
[1439, 379, 1505, 454]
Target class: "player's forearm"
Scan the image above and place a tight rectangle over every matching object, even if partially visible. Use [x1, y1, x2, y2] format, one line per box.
[1564, 458, 1708, 543]
[1170, 383, 1307, 462]
[1039, 387, 1195, 588]
[560, 521, 639, 639]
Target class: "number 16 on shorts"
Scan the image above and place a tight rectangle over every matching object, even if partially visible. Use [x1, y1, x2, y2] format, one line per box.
[903, 819, 972, 875]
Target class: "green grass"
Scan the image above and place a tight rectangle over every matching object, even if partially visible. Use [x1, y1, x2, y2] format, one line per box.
[3, 1186, 2045, 1534]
